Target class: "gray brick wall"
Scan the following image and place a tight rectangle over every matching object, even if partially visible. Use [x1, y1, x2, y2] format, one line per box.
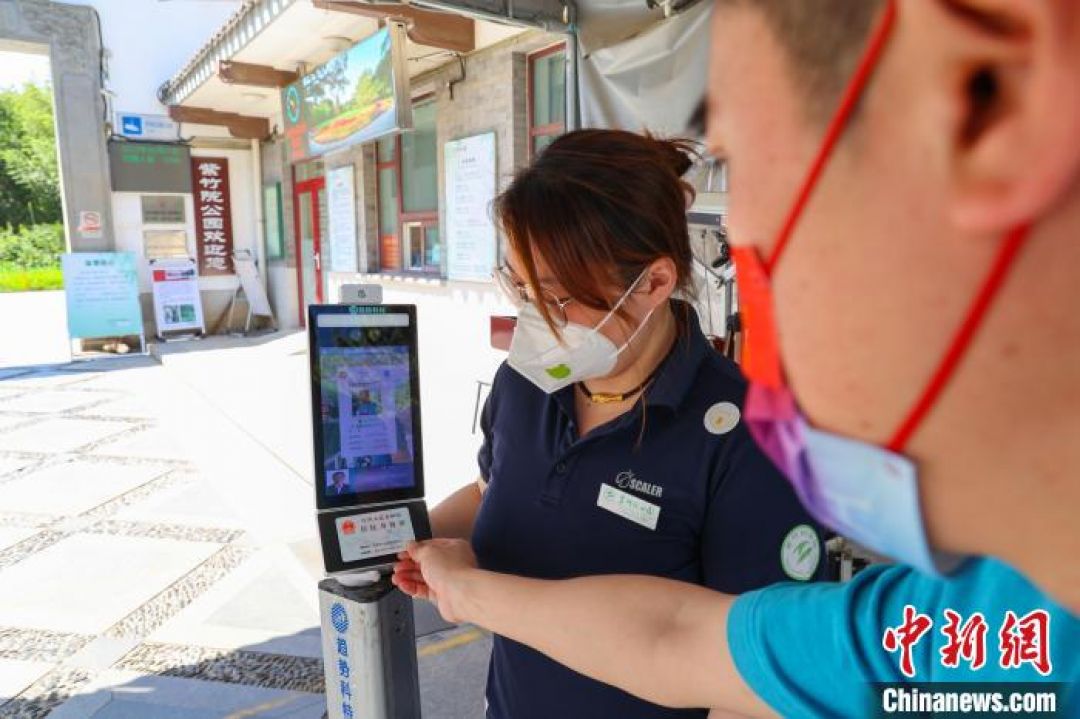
[421, 31, 564, 272]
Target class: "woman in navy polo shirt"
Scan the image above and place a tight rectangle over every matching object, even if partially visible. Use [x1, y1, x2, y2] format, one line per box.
[417, 129, 823, 719]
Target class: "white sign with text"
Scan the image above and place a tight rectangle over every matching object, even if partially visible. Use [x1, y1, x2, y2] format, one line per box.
[445, 132, 497, 281]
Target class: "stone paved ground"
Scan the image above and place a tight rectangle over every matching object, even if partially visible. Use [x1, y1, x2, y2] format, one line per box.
[0, 353, 490, 719]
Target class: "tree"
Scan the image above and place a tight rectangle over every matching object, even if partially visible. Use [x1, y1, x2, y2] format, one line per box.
[0, 83, 62, 229]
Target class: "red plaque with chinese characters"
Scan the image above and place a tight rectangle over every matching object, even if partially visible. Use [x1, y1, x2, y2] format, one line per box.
[191, 157, 235, 276]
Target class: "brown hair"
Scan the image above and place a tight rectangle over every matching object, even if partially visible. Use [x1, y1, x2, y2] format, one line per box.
[716, 0, 886, 121]
[494, 129, 697, 334]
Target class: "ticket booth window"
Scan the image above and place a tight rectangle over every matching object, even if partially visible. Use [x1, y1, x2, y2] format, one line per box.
[140, 194, 188, 260]
[143, 230, 188, 260]
[376, 98, 440, 275]
[529, 44, 567, 157]
[141, 195, 186, 225]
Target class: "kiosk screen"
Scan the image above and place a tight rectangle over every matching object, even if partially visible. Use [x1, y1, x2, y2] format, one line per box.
[311, 306, 423, 508]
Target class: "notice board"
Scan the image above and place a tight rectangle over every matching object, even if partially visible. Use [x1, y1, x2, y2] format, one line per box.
[445, 132, 497, 282]
[327, 165, 359, 273]
[108, 142, 192, 193]
[61, 253, 143, 339]
[150, 257, 205, 336]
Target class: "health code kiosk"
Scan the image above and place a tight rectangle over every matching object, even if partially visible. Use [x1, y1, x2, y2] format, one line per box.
[309, 300, 432, 719]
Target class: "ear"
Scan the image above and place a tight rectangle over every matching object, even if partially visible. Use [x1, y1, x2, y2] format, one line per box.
[926, 0, 1080, 232]
[642, 257, 678, 308]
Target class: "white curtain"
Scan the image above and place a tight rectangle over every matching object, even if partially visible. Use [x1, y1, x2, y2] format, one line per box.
[577, 0, 712, 136]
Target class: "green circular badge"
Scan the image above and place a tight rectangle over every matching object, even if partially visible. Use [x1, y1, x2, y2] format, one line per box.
[285, 85, 302, 125]
[781, 524, 821, 581]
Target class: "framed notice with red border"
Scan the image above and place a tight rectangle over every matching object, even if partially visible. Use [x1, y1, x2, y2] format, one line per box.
[191, 157, 235, 276]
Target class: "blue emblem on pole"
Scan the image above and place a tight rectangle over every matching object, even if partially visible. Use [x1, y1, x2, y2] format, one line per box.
[331, 602, 350, 633]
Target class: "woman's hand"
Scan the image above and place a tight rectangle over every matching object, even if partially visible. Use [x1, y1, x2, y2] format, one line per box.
[391, 538, 479, 623]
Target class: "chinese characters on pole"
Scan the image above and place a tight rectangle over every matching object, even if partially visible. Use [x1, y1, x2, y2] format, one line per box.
[191, 157, 235, 276]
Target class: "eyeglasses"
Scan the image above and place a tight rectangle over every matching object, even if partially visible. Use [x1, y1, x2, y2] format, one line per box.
[493, 265, 574, 325]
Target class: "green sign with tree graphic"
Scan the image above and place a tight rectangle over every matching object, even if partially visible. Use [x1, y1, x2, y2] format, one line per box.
[281, 25, 412, 162]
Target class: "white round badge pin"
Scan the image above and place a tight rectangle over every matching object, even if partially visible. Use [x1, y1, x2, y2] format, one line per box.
[703, 401, 741, 435]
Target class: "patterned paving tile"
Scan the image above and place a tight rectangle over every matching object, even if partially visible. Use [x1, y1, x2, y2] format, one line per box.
[71, 422, 155, 455]
[84, 519, 242, 545]
[0, 418, 132, 454]
[0, 659, 52, 704]
[0, 391, 114, 416]
[0, 627, 94, 663]
[0, 512, 56, 530]
[0, 372, 100, 390]
[0, 458, 174, 517]
[0, 528, 39, 553]
[0, 531, 66, 573]
[0, 453, 49, 483]
[116, 642, 324, 693]
[0, 534, 222, 635]
[87, 423, 190, 462]
[0, 415, 40, 434]
[79, 470, 191, 521]
[0, 667, 93, 719]
[104, 544, 253, 640]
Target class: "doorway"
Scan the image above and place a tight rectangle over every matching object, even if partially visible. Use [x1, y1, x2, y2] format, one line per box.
[292, 161, 326, 326]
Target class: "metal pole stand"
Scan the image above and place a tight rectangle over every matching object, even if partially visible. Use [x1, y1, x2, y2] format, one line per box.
[319, 574, 421, 719]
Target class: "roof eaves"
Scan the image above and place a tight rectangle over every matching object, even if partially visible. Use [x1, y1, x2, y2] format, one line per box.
[158, 0, 298, 107]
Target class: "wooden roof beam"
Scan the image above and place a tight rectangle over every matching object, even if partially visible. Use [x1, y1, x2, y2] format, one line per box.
[167, 105, 270, 140]
[312, 0, 475, 54]
[219, 60, 300, 89]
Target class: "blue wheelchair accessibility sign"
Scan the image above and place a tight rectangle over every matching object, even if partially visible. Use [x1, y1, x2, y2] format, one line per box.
[121, 115, 143, 136]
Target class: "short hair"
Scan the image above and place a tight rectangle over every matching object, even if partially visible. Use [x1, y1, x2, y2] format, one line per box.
[494, 129, 697, 334]
[715, 0, 886, 120]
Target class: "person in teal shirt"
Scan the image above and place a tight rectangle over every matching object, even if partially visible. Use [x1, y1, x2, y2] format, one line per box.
[728, 558, 1077, 716]
[393, 0, 1080, 716]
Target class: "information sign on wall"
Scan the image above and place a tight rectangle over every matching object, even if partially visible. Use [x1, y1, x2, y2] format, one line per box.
[445, 132, 497, 282]
[108, 142, 192, 193]
[327, 166, 359, 273]
[191, 157, 235, 276]
[150, 257, 205, 337]
[60, 252, 143, 339]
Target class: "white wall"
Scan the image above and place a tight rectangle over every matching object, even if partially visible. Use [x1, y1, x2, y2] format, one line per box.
[111, 148, 257, 295]
[111, 191, 195, 292]
[268, 264, 300, 330]
[67, 0, 242, 117]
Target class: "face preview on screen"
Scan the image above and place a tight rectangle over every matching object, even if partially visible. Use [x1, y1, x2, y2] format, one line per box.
[316, 318, 417, 499]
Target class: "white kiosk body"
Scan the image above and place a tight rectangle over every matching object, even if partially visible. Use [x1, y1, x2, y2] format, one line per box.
[318, 576, 421, 719]
[310, 291, 431, 719]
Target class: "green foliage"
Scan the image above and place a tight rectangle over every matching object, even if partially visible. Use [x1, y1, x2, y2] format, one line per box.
[0, 264, 63, 292]
[0, 83, 62, 229]
[0, 223, 65, 269]
[353, 71, 390, 111]
[309, 99, 336, 127]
